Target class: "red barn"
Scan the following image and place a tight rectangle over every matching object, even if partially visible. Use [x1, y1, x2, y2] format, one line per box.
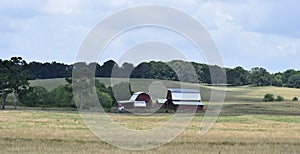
[117, 92, 152, 112]
[156, 89, 203, 112]
[129, 92, 152, 108]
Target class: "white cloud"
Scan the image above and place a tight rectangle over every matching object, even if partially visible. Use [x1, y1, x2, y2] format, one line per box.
[0, 0, 300, 72]
[43, 0, 80, 16]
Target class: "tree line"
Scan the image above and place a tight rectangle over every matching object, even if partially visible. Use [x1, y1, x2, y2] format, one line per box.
[0, 57, 134, 109]
[18, 78, 132, 110]
[1, 57, 300, 109]
[26, 58, 300, 88]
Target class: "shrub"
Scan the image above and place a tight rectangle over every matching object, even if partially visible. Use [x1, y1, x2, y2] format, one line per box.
[19, 86, 49, 107]
[263, 94, 274, 102]
[275, 95, 284, 102]
[46, 84, 75, 108]
[96, 90, 113, 109]
[292, 97, 298, 102]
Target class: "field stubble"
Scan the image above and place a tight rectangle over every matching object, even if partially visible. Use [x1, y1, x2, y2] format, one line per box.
[0, 108, 300, 153]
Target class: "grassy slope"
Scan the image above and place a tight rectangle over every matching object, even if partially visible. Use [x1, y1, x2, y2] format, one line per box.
[29, 78, 67, 91]
[30, 78, 300, 103]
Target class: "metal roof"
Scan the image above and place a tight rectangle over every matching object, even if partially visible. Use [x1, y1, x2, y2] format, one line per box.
[172, 101, 203, 106]
[118, 100, 133, 104]
[129, 91, 151, 101]
[168, 88, 200, 93]
[156, 99, 167, 104]
[169, 89, 201, 101]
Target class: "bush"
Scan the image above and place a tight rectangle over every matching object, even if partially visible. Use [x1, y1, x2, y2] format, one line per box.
[96, 90, 113, 109]
[292, 97, 298, 102]
[46, 84, 75, 108]
[275, 95, 284, 102]
[19, 86, 48, 107]
[263, 94, 274, 102]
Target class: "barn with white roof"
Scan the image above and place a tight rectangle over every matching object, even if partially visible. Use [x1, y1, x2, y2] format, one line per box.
[156, 88, 203, 111]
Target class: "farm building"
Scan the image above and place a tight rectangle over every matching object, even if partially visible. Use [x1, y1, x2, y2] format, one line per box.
[117, 92, 152, 112]
[156, 88, 203, 111]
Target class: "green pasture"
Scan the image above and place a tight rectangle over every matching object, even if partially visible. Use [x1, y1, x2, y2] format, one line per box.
[30, 78, 300, 103]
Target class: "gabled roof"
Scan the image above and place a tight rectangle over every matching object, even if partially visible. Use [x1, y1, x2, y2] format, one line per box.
[168, 89, 201, 101]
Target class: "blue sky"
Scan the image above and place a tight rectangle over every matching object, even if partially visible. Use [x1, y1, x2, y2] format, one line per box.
[0, 0, 300, 72]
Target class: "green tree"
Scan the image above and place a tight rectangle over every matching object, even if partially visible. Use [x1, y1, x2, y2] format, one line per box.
[199, 65, 211, 84]
[28, 61, 72, 79]
[250, 67, 271, 86]
[272, 73, 283, 87]
[168, 60, 196, 82]
[282, 69, 298, 84]
[226, 66, 250, 86]
[6, 57, 30, 109]
[47, 84, 74, 107]
[121, 62, 134, 77]
[100, 60, 118, 77]
[0, 60, 12, 109]
[287, 74, 300, 88]
[96, 90, 112, 109]
[72, 62, 94, 110]
[95, 79, 108, 93]
[19, 86, 48, 107]
[131, 62, 150, 79]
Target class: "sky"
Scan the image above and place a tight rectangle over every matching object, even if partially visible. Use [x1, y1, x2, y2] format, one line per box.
[0, 0, 300, 73]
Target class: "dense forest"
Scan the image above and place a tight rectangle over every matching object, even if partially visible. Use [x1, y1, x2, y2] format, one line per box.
[1, 57, 300, 109]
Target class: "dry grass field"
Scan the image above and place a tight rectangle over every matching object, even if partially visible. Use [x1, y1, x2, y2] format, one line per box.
[0, 108, 300, 154]
[2, 78, 298, 153]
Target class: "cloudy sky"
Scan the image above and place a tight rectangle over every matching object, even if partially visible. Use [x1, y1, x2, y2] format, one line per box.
[0, 0, 299, 72]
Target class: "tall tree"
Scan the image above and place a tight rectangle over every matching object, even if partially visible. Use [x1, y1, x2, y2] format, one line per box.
[272, 73, 283, 87]
[72, 62, 94, 110]
[250, 67, 272, 86]
[282, 69, 298, 85]
[119, 62, 134, 78]
[100, 60, 118, 77]
[0, 60, 12, 109]
[199, 65, 211, 84]
[227, 66, 250, 86]
[8, 57, 30, 109]
[287, 74, 300, 88]
[131, 62, 150, 78]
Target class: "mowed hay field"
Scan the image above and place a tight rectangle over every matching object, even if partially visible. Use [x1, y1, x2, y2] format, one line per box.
[1, 110, 300, 153]
[1, 78, 297, 153]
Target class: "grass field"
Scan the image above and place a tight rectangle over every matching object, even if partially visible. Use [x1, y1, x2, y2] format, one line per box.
[4, 78, 297, 153]
[30, 78, 300, 102]
[1, 107, 300, 154]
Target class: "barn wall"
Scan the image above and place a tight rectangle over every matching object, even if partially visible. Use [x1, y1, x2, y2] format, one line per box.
[136, 93, 152, 108]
